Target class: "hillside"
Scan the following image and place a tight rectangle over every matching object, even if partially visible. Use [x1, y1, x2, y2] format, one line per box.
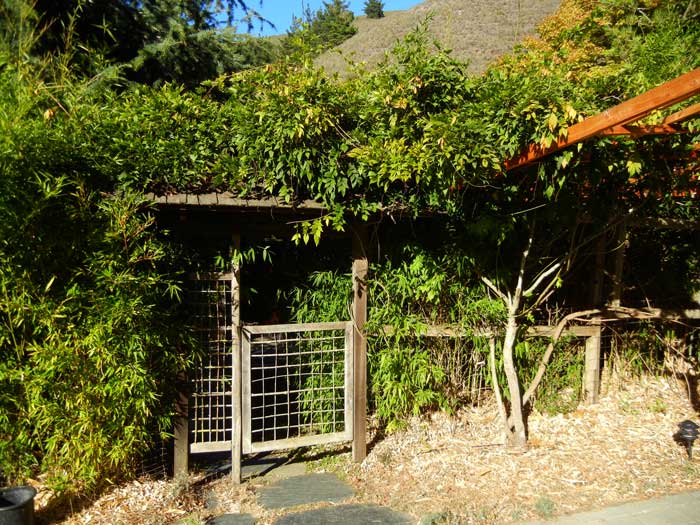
[316, 0, 562, 75]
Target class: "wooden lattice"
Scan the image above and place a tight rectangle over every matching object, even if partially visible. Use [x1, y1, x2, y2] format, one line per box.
[189, 273, 235, 453]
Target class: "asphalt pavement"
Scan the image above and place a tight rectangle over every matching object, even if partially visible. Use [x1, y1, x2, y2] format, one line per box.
[519, 490, 700, 525]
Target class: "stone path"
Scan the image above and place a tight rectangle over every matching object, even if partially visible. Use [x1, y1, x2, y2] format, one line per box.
[206, 459, 700, 525]
[257, 473, 354, 510]
[275, 504, 412, 524]
[207, 462, 411, 525]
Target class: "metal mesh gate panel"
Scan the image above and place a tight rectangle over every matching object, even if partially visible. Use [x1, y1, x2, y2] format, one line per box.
[242, 322, 353, 454]
[189, 273, 234, 454]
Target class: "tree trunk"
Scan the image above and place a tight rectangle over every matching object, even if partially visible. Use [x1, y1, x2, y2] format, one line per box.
[489, 337, 508, 445]
[502, 310, 527, 449]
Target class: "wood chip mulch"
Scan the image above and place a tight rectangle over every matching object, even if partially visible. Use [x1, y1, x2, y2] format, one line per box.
[42, 374, 700, 525]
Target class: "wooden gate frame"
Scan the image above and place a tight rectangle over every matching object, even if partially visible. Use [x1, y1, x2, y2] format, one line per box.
[174, 226, 369, 482]
[241, 321, 354, 454]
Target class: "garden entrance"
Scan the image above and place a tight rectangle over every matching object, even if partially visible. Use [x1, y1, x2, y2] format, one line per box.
[165, 220, 369, 482]
[241, 322, 354, 454]
[186, 274, 356, 481]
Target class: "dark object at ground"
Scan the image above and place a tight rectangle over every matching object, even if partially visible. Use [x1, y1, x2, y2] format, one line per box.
[674, 419, 700, 458]
[0, 486, 37, 525]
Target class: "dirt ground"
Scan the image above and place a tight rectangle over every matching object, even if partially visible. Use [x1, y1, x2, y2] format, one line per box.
[39, 373, 700, 525]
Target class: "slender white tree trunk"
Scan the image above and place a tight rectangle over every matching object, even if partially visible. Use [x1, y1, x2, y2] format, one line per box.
[502, 308, 527, 449]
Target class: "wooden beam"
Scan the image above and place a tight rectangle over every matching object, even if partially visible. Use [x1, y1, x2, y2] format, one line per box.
[351, 225, 368, 463]
[664, 102, 700, 125]
[149, 192, 327, 212]
[231, 232, 242, 484]
[600, 307, 700, 321]
[524, 325, 601, 338]
[505, 68, 700, 170]
[597, 124, 681, 137]
[381, 324, 600, 338]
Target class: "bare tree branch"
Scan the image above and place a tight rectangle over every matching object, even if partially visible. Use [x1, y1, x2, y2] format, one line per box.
[481, 275, 507, 303]
[522, 309, 601, 406]
[523, 262, 561, 297]
[513, 232, 534, 308]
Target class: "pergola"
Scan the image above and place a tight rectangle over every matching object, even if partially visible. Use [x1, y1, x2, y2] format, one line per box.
[504, 68, 700, 403]
[155, 69, 700, 479]
[505, 68, 700, 170]
[152, 195, 370, 482]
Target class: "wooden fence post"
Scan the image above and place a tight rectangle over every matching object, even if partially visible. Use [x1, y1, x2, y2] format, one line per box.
[173, 371, 189, 477]
[585, 235, 606, 404]
[584, 326, 602, 404]
[352, 225, 368, 463]
[231, 232, 242, 483]
[610, 220, 627, 307]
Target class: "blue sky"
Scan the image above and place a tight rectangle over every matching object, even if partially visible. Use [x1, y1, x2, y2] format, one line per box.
[239, 1, 423, 36]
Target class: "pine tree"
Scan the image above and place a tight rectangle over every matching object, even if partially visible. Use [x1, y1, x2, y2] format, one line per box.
[363, 0, 385, 19]
[286, 0, 357, 53]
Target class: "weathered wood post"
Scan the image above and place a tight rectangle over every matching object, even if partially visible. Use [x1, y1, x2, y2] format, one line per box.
[610, 220, 627, 307]
[173, 372, 189, 477]
[231, 232, 242, 483]
[584, 328, 602, 404]
[352, 225, 368, 463]
[584, 235, 606, 404]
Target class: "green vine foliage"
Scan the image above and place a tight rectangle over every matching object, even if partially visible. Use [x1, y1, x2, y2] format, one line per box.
[286, 244, 506, 431]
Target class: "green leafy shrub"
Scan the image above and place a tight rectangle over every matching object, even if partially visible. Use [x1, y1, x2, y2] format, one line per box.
[530, 339, 584, 415]
[0, 56, 194, 492]
[0, 191, 193, 493]
[285, 244, 504, 430]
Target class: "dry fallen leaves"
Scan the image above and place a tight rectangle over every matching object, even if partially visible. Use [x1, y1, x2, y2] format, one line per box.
[43, 374, 699, 525]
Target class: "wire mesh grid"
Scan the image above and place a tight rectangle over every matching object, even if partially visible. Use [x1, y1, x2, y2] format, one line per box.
[188, 274, 234, 452]
[242, 322, 353, 453]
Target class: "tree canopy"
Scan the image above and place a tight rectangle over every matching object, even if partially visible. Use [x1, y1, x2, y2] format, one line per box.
[17, 0, 275, 85]
[287, 0, 357, 55]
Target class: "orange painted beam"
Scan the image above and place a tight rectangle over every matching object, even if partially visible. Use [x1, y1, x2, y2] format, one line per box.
[663, 102, 700, 125]
[598, 124, 682, 137]
[505, 68, 700, 170]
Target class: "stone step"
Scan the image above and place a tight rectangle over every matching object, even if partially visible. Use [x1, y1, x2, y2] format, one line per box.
[257, 473, 354, 510]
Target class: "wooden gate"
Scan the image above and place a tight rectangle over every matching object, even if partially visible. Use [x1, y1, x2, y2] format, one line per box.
[183, 259, 364, 482]
[187, 273, 354, 472]
[241, 322, 354, 454]
[172, 228, 368, 479]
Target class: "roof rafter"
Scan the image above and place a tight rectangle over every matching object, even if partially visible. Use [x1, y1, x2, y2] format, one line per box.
[597, 124, 682, 137]
[505, 68, 700, 171]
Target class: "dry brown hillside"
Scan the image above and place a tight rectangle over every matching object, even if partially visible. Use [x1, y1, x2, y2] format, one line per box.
[316, 0, 562, 75]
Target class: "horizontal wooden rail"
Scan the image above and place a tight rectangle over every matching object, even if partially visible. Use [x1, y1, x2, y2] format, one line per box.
[664, 102, 700, 125]
[243, 321, 350, 335]
[381, 324, 600, 339]
[150, 192, 326, 211]
[380, 308, 700, 340]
